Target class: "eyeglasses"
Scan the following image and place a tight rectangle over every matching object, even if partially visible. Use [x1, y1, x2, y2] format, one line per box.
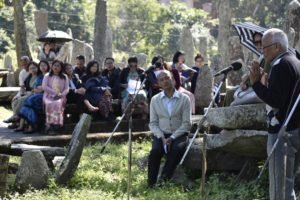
[262, 43, 277, 50]
[105, 62, 113, 65]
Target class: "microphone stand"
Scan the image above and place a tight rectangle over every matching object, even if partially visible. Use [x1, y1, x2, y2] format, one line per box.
[127, 102, 133, 200]
[179, 73, 227, 165]
[100, 76, 147, 154]
[127, 75, 144, 200]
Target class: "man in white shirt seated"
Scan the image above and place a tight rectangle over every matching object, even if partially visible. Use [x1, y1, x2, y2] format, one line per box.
[148, 70, 191, 187]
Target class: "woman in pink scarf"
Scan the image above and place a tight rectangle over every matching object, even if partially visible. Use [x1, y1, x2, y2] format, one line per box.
[42, 60, 69, 134]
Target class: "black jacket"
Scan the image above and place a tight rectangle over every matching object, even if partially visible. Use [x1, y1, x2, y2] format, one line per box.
[102, 67, 121, 99]
[253, 52, 300, 133]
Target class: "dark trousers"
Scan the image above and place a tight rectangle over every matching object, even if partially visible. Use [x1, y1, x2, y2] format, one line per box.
[147, 134, 188, 186]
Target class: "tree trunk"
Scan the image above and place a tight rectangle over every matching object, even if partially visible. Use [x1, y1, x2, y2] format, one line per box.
[94, 0, 107, 70]
[13, 0, 31, 67]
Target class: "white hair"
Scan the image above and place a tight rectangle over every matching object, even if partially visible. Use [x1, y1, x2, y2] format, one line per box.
[263, 28, 288, 51]
[156, 69, 172, 79]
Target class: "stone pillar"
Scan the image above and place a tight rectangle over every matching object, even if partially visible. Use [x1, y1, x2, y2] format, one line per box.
[287, 27, 296, 48]
[199, 36, 208, 61]
[130, 53, 147, 69]
[210, 54, 223, 83]
[0, 154, 9, 198]
[180, 0, 194, 8]
[84, 43, 94, 64]
[217, 0, 231, 68]
[55, 28, 73, 64]
[4, 55, 16, 86]
[159, 0, 171, 5]
[34, 9, 48, 37]
[284, 0, 300, 51]
[71, 39, 85, 65]
[194, 64, 213, 113]
[15, 150, 49, 193]
[180, 28, 194, 67]
[227, 36, 244, 86]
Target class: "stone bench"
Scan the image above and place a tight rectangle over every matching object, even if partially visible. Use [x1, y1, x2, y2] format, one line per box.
[64, 99, 122, 122]
[0, 87, 20, 102]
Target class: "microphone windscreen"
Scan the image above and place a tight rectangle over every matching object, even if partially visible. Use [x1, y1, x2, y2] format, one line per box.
[231, 61, 242, 71]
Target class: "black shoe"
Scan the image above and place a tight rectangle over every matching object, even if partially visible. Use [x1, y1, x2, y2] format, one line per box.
[14, 128, 24, 132]
[3, 116, 18, 123]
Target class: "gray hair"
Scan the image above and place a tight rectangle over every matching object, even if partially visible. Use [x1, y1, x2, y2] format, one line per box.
[156, 69, 173, 80]
[263, 28, 288, 51]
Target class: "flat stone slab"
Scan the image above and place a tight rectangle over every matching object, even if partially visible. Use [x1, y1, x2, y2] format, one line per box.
[206, 104, 267, 130]
[0, 143, 65, 157]
[0, 87, 20, 102]
[0, 115, 200, 147]
[206, 129, 268, 159]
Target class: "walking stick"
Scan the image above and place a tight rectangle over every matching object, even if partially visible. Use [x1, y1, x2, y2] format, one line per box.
[100, 77, 147, 153]
[179, 74, 227, 165]
[256, 92, 300, 182]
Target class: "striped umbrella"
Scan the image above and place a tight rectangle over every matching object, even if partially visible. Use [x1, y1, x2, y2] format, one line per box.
[232, 22, 267, 56]
[233, 22, 298, 57]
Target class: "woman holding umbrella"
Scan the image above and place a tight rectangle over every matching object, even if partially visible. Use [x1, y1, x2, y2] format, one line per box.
[38, 42, 56, 63]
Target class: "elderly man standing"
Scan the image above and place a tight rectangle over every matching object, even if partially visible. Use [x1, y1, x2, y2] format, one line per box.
[148, 70, 191, 187]
[250, 28, 300, 200]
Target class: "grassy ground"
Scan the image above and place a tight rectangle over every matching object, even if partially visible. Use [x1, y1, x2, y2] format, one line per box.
[4, 141, 274, 200]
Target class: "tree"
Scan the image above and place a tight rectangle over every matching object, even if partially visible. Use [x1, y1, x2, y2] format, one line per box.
[13, 0, 31, 67]
[108, 0, 208, 59]
[31, 0, 94, 43]
[94, 0, 107, 68]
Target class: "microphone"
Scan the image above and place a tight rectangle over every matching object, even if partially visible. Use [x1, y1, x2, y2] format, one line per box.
[214, 61, 242, 77]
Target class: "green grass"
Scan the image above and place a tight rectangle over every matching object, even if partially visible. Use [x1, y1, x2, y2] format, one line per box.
[3, 141, 295, 200]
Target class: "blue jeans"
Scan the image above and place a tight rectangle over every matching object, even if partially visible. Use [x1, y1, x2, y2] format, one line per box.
[268, 128, 300, 200]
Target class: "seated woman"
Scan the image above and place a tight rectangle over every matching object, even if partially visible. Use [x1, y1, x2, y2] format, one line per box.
[120, 56, 148, 119]
[81, 60, 113, 120]
[13, 62, 40, 131]
[145, 55, 164, 101]
[18, 60, 50, 133]
[42, 60, 69, 134]
[171, 51, 196, 114]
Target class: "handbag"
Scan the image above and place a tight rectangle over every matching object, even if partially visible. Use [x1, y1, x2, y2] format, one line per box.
[230, 86, 263, 106]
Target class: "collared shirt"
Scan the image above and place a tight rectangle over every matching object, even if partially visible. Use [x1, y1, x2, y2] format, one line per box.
[19, 69, 29, 86]
[160, 90, 180, 116]
[270, 51, 288, 67]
